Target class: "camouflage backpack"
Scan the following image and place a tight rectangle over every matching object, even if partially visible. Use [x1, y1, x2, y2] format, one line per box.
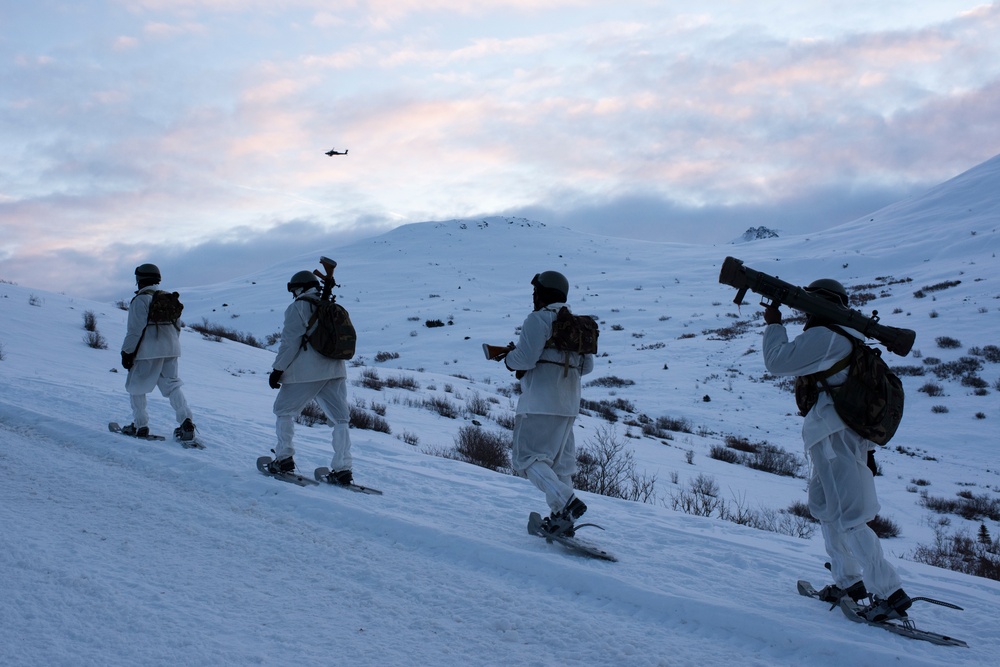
[298, 295, 357, 360]
[545, 306, 599, 355]
[795, 326, 904, 445]
[147, 291, 184, 327]
[131, 290, 184, 330]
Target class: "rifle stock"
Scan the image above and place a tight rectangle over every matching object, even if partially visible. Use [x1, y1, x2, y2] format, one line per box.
[483, 343, 514, 361]
[719, 256, 916, 357]
[314, 256, 338, 301]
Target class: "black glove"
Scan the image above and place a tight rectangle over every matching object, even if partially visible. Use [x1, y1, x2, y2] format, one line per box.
[121, 350, 136, 370]
[269, 369, 284, 389]
[763, 305, 782, 325]
[867, 449, 878, 477]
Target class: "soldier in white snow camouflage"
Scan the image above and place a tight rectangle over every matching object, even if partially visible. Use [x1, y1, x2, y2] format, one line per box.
[504, 271, 595, 537]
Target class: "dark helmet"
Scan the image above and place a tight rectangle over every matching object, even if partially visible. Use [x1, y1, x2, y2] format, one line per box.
[287, 270, 320, 294]
[804, 278, 849, 307]
[531, 270, 569, 302]
[135, 263, 161, 287]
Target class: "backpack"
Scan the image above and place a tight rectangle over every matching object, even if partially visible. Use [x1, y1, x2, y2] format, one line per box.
[545, 306, 599, 355]
[795, 326, 904, 445]
[146, 291, 184, 328]
[299, 295, 357, 360]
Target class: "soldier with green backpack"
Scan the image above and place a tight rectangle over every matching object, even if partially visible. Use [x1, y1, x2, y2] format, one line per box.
[265, 267, 356, 485]
[119, 263, 197, 442]
[500, 270, 596, 537]
[762, 277, 911, 623]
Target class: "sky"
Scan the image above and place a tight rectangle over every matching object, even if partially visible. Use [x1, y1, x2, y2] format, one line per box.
[2, 0, 1000, 299]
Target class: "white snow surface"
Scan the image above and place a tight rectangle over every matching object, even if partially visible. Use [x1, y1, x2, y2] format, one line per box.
[3, 155, 1000, 666]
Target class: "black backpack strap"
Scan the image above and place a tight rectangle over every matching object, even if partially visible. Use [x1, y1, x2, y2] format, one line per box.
[296, 294, 321, 351]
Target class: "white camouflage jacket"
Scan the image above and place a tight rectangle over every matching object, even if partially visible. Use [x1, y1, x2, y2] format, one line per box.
[122, 285, 182, 360]
[762, 322, 863, 452]
[272, 287, 347, 384]
[504, 303, 595, 416]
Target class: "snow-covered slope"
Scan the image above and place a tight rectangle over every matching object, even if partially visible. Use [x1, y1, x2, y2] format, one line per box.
[2, 156, 999, 666]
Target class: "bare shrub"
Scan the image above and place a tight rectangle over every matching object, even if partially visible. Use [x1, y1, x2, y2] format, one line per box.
[83, 331, 108, 350]
[931, 357, 983, 380]
[913, 280, 961, 298]
[579, 399, 619, 423]
[961, 375, 988, 389]
[452, 425, 511, 472]
[911, 525, 1000, 581]
[935, 336, 962, 349]
[465, 392, 492, 417]
[349, 406, 391, 433]
[868, 515, 901, 538]
[918, 382, 944, 397]
[82, 310, 98, 332]
[703, 320, 753, 341]
[296, 401, 327, 426]
[424, 396, 459, 419]
[655, 415, 692, 434]
[969, 345, 1000, 363]
[669, 484, 816, 539]
[358, 368, 384, 391]
[711, 435, 804, 477]
[709, 445, 740, 464]
[385, 374, 420, 391]
[785, 500, 816, 522]
[852, 292, 876, 306]
[494, 412, 516, 431]
[374, 351, 400, 362]
[585, 376, 636, 388]
[668, 474, 720, 516]
[573, 426, 657, 504]
[190, 318, 265, 348]
[921, 492, 1000, 522]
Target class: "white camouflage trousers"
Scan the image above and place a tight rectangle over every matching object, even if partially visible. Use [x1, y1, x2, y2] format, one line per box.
[125, 357, 192, 428]
[272, 378, 352, 472]
[808, 429, 902, 598]
[512, 413, 577, 514]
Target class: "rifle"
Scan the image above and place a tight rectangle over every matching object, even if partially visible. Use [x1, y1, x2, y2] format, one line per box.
[718, 256, 916, 357]
[483, 343, 515, 362]
[313, 256, 338, 301]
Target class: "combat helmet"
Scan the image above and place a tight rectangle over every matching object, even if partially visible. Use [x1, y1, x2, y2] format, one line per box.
[287, 270, 320, 295]
[803, 278, 849, 307]
[531, 270, 569, 302]
[135, 263, 161, 288]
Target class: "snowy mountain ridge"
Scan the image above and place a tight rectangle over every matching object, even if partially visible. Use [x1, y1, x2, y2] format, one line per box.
[2, 156, 1000, 666]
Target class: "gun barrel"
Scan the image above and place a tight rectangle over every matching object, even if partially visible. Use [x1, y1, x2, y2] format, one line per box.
[719, 256, 916, 356]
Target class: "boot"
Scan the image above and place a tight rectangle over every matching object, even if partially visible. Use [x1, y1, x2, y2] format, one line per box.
[266, 456, 295, 474]
[327, 469, 353, 486]
[845, 580, 870, 603]
[121, 423, 149, 438]
[175, 418, 196, 442]
[542, 496, 588, 537]
[817, 580, 868, 604]
[862, 588, 912, 622]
